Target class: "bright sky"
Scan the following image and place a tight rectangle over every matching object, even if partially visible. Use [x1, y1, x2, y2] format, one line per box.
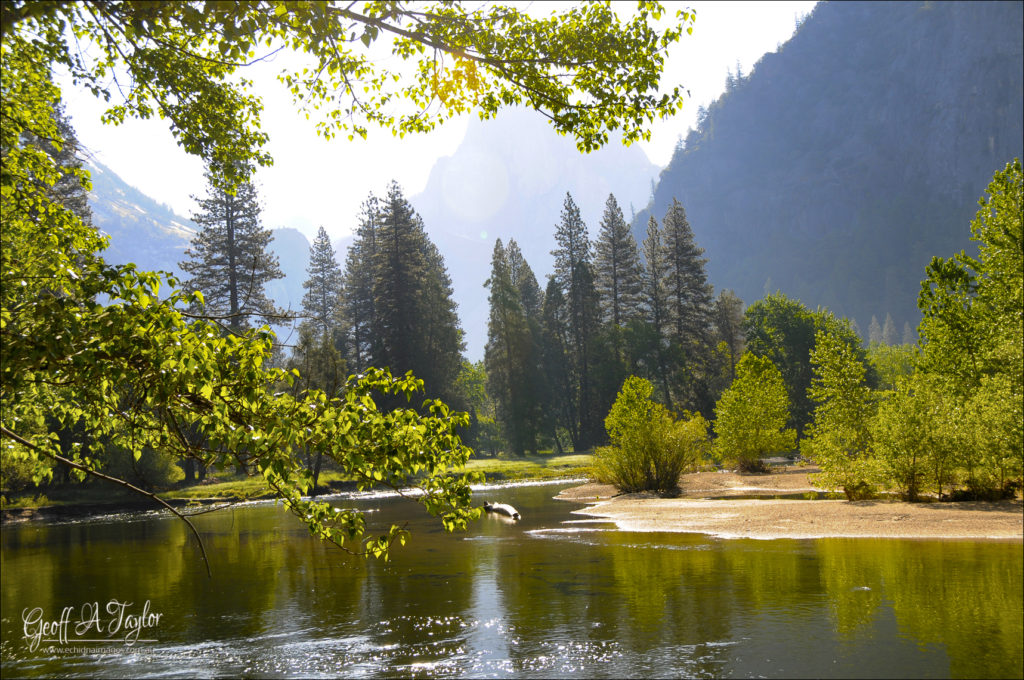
[58, 1, 818, 244]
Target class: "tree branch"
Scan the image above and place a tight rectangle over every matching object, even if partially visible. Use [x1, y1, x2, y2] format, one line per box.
[0, 425, 213, 578]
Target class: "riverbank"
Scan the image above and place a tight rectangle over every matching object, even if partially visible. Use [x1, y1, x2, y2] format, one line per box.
[1, 454, 595, 523]
[558, 466, 1024, 540]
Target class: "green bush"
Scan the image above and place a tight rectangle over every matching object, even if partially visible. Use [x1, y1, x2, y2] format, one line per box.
[594, 377, 709, 493]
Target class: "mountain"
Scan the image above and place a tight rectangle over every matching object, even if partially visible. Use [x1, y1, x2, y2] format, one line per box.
[87, 160, 309, 338]
[88, 160, 197, 276]
[264, 227, 311, 344]
[412, 107, 661, 360]
[635, 0, 1023, 335]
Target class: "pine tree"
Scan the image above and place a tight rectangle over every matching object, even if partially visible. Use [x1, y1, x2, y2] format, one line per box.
[485, 239, 545, 454]
[300, 226, 344, 339]
[882, 312, 898, 346]
[369, 181, 463, 401]
[507, 240, 543, 320]
[341, 195, 380, 372]
[868, 315, 883, 345]
[38, 102, 92, 225]
[661, 198, 715, 413]
[415, 238, 465, 401]
[714, 289, 746, 382]
[640, 215, 674, 408]
[541, 276, 575, 452]
[550, 192, 601, 448]
[594, 194, 644, 327]
[180, 172, 283, 332]
[901, 321, 915, 346]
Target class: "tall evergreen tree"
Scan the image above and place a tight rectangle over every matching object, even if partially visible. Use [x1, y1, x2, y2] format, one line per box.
[300, 226, 344, 339]
[506, 240, 544, 320]
[485, 239, 545, 454]
[881, 312, 898, 346]
[541, 276, 575, 452]
[341, 195, 380, 372]
[868, 315, 883, 345]
[550, 193, 602, 448]
[661, 198, 715, 413]
[369, 181, 463, 401]
[180, 172, 283, 332]
[714, 289, 746, 383]
[594, 194, 644, 327]
[415, 238, 465, 400]
[33, 102, 92, 225]
[901, 321, 915, 346]
[640, 215, 674, 408]
[289, 225, 347, 490]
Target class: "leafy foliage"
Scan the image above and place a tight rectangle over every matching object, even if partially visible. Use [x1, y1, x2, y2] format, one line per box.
[870, 374, 959, 501]
[1, 1, 695, 188]
[713, 353, 795, 472]
[594, 376, 709, 493]
[910, 159, 1023, 496]
[802, 331, 879, 500]
[743, 293, 874, 433]
[3, 0, 702, 564]
[866, 343, 915, 391]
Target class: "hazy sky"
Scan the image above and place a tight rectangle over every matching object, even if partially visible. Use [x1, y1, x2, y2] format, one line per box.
[59, 1, 817, 243]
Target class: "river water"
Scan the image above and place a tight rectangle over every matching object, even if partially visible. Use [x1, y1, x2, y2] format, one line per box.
[1, 481, 1021, 678]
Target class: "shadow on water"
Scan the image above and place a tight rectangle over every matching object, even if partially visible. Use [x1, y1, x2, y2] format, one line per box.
[2, 480, 1021, 678]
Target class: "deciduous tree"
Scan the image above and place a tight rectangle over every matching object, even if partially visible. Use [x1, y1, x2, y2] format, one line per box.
[802, 330, 879, 499]
[713, 353, 795, 472]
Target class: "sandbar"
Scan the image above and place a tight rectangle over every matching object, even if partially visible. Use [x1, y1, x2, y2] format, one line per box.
[557, 466, 1023, 540]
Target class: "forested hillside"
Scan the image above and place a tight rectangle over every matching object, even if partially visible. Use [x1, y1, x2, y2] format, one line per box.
[636, 0, 1023, 332]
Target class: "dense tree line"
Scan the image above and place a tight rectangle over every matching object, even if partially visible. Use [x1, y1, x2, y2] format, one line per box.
[712, 162, 1022, 500]
[483, 162, 1021, 507]
[484, 191, 739, 454]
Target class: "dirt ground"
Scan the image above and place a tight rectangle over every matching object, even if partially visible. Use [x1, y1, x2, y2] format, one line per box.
[556, 465, 1023, 540]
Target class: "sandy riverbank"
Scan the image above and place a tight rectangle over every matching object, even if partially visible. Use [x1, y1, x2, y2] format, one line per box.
[556, 466, 1023, 540]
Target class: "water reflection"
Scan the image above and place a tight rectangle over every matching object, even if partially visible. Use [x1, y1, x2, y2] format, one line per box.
[2, 482, 1020, 678]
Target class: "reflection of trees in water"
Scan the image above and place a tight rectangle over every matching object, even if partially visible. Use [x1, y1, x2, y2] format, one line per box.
[5, 494, 1021, 678]
[815, 539, 1023, 677]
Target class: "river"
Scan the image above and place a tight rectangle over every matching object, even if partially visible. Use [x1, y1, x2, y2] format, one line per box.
[1, 481, 1021, 678]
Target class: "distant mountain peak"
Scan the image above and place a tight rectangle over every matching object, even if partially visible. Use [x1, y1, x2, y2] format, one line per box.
[412, 107, 660, 360]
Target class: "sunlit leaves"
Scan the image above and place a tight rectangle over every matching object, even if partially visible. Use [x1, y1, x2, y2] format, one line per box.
[713, 353, 796, 471]
[2, 31, 477, 563]
[5, 1, 694, 189]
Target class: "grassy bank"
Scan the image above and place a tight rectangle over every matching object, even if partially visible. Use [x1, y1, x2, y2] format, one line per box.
[460, 453, 594, 481]
[2, 454, 595, 513]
